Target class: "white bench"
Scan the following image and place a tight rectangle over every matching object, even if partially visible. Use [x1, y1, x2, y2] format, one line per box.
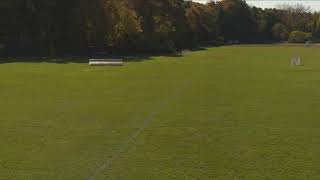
[89, 59, 123, 66]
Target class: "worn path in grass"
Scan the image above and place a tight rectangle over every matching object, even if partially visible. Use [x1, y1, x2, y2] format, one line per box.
[1, 45, 320, 179]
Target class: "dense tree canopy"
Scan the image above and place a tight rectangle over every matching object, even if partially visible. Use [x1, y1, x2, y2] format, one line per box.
[0, 0, 317, 56]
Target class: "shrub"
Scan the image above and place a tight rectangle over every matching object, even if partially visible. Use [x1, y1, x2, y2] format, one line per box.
[288, 31, 312, 43]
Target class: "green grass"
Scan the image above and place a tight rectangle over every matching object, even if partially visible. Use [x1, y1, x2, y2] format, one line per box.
[1, 45, 320, 179]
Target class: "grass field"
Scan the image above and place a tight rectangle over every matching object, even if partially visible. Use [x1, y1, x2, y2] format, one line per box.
[1, 45, 320, 179]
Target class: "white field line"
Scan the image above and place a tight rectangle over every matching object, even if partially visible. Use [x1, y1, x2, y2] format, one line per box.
[86, 79, 191, 180]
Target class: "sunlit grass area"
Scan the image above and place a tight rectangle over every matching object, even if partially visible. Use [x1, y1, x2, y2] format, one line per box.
[1, 45, 320, 179]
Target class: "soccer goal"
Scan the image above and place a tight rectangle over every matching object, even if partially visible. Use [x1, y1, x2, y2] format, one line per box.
[291, 56, 301, 66]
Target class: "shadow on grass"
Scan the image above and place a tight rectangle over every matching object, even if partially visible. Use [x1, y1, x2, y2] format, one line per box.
[0, 47, 208, 64]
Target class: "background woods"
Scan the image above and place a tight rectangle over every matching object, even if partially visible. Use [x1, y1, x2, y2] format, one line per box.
[0, 0, 317, 56]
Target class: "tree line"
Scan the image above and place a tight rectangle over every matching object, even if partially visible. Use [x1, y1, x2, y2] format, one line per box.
[0, 0, 318, 56]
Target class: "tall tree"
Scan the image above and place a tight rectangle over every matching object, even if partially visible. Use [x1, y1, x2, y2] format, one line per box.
[219, 0, 256, 42]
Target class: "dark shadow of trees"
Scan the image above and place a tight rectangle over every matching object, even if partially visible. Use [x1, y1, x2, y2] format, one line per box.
[0, 47, 207, 64]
